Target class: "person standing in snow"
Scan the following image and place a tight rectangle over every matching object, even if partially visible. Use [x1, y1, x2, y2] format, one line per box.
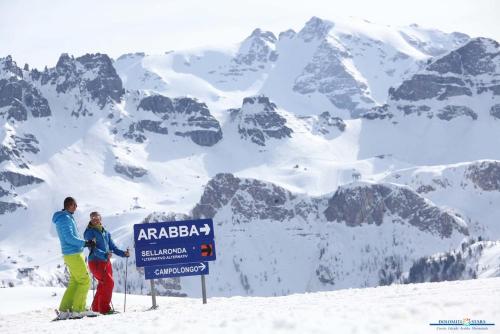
[84, 211, 130, 314]
[52, 197, 98, 320]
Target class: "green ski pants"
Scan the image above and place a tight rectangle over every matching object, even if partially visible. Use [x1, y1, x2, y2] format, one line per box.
[59, 252, 90, 312]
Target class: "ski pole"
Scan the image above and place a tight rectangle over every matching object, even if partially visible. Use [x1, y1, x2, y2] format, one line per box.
[124, 248, 129, 313]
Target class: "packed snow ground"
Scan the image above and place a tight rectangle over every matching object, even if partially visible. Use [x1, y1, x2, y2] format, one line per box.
[1, 277, 499, 334]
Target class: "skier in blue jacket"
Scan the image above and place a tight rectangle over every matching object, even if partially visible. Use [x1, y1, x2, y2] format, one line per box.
[52, 196, 98, 320]
[84, 211, 129, 314]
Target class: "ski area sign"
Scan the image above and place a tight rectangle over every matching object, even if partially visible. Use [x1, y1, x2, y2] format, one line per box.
[145, 262, 209, 279]
[133, 219, 216, 267]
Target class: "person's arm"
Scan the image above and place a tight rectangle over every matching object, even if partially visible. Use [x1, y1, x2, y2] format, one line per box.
[108, 233, 126, 257]
[83, 229, 92, 245]
[84, 229, 107, 259]
[59, 216, 85, 248]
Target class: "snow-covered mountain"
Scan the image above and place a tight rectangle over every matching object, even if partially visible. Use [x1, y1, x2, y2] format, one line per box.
[0, 16, 499, 298]
[406, 237, 500, 283]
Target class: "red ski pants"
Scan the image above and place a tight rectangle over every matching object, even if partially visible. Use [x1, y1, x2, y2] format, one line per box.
[89, 260, 114, 314]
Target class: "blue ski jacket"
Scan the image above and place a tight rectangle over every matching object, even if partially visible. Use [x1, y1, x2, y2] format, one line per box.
[84, 224, 126, 262]
[52, 210, 86, 255]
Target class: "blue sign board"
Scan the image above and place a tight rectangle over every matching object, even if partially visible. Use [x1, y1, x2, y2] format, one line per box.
[134, 218, 216, 268]
[145, 262, 209, 279]
[135, 242, 216, 267]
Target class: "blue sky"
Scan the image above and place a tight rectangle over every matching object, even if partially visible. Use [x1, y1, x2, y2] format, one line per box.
[0, 0, 498, 68]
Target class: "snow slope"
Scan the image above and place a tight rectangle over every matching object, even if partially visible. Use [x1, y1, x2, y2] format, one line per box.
[1, 278, 499, 334]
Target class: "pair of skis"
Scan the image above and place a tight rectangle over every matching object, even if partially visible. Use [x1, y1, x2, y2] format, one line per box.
[51, 309, 118, 322]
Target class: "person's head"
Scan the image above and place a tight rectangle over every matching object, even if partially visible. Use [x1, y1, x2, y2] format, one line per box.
[63, 197, 77, 213]
[89, 211, 102, 225]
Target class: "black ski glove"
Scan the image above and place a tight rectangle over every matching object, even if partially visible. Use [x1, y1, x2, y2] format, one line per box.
[85, 239, 96, 248]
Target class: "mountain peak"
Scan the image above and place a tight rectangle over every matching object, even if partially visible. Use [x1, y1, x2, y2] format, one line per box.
[278, 29, 296, 40]
[0, 55, 23, 79]
[248, 28, 277, 43]
[234, 30, 278, 66]
[298, 16, 334, 42]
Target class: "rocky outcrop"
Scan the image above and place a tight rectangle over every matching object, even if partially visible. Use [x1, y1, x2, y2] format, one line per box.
[396, 104, 431, 117]
[0, 171, 43, 187]
[192, 173, 318, 223]
[490, 104, 500, 119]
[0, 55, 23, 79]
[114, 163, 148, 179]
[0, 201, 24, 215]
[0, 56, 51, 122]
[0, 171, 42, 215]
[230, 96, 292, 146]
[125, 95, 222, 146]
[196, 28, 278, 86]
[391, 38, 500, 102]
[390, 74, 472, 102]
[386, 38, 500, 121]
[465, 161, 500, 191]
[192, 174, 467, 240]
[33, 53, 124, 110]
[361, 105, 394, 120]
[436, 105, 477, 121]
[428, 38, 500, 80]
[0, 133, 40, 167]
[297, 16, 333, 43]
[314, 112, 346, 135]
[232, 29, 278, 66]
[323, 182, 468, 238]
[293, 38, 374, 117]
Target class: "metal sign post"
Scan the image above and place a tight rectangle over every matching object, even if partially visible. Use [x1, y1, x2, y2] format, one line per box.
[150, 279, 158, 310]
[201, 275, 207, 304]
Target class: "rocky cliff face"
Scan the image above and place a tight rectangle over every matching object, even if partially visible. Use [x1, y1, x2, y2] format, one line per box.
[465, 160, 500, 191]
[0, 170, 43, 214]
[38, 53, 123, 107]
[30, 53, 124, 117]
[388, 38, 500, 120]
[293, 22, 375, 117]
[192, 173, 467, 240]
[0, 56, 51, 122]
[229, 95, 292, 146]
[192, 173, 320, 223]
[232, 29, 279, 67]
[124, 94, 222, 146]
[324, 182, 468, 238]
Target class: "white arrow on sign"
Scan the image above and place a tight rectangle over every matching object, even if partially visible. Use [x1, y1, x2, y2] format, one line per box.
[199, 223, 210, 235]
[199, 263, 206, 271]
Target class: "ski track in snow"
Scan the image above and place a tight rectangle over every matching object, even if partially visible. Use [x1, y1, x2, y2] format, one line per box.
[1, 278, 500, 334]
